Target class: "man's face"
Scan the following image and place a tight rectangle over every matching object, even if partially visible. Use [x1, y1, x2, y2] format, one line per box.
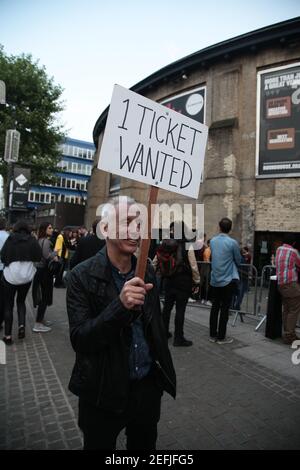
[105, 203, 140, 255]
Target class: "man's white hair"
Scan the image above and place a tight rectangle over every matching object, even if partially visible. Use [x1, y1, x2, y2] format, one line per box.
[96, 195, 140, 240]
[100, 195, 137, 217]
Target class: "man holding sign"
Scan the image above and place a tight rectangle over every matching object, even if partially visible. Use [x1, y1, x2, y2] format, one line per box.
[66, 197, 176, 450]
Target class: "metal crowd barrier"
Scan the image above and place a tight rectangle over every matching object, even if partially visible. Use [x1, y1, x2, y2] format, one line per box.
[255, 264, 276, 331]
[195, 261, 259, 327]
[160, 258, 284, 333]
[194, 261, 285, 332]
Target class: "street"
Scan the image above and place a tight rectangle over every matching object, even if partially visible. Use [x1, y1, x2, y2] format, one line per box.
[0, 287, 300, 450]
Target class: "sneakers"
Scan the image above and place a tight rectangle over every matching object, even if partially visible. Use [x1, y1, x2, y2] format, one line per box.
[188, 298, 196, 303]
[32, 323, 52, 333]
[209, 337, 217, 343]
[205, 300, 212, 306]
[216, 337, 234, 345]
[173, 337, 193, 347]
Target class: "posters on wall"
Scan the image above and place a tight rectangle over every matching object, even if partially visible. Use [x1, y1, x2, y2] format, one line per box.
[160, 86, 206, 124]
[256, 62, 300, 177]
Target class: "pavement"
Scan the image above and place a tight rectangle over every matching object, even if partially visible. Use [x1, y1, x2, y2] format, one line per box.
[0, 287, 300, 450]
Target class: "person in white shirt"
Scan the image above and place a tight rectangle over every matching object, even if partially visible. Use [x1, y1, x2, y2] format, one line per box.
[0, 218, 9, 330]
[1, 220, 42, 345]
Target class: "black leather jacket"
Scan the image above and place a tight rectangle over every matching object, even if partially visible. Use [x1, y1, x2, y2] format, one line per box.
[66, 247, 176, 412]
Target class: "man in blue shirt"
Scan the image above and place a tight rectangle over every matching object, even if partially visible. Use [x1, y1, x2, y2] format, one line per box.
[0, 218, 9, 330]
[209, 217, 241, 344]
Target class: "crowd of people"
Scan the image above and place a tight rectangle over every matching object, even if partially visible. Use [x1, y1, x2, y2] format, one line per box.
[0, 195, 299, 450]
[0, 219, 104, 344]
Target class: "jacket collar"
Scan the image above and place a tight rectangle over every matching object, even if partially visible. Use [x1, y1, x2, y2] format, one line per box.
[88, 245, 112, 281]
[89, 245, 156, 284]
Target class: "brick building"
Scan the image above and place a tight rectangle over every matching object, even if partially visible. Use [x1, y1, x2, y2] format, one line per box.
[87, 17, 300, 269]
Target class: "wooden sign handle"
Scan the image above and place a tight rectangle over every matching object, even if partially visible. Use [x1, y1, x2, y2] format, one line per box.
[135, 185, 158, 280]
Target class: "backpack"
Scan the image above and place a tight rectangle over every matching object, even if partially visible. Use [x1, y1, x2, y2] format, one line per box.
[156, 239, 183, 278]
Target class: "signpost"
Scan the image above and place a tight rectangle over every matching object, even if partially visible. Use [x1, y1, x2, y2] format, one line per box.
[98, 84, 208, 279]
[10, 167, 30, 211]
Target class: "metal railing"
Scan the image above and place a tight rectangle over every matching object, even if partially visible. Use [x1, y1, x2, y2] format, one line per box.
[193, 261, 283, 331]
[255, 265, 276, 331]
[195, 261, 258, 324]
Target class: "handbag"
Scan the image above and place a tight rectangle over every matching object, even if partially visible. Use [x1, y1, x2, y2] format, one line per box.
[47, 257, 63, 276]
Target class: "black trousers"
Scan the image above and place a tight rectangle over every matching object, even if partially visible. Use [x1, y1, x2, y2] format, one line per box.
[2, 278, 31, 336]
[209, 281, 235, 340]
[162, 284, 189, 339]
[78, 373, 162, 450]
[54, 258, 67, 287]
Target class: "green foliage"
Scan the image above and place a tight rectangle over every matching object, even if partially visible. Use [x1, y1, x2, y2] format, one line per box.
[0, 45, 66, 186]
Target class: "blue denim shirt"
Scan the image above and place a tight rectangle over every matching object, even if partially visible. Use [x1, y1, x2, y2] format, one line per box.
[210, 234, 241, 287]
[110, 258, 152, 381]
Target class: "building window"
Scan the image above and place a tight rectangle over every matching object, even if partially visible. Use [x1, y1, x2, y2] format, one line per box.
[109, 174, 121, 194]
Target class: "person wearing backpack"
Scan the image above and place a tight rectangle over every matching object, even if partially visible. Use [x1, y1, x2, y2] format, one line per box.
[153, 221, 200, 347]
[1, 220, 42, 344]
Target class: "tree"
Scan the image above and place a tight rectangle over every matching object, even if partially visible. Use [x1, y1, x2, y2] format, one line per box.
[0, 45, 66, 190]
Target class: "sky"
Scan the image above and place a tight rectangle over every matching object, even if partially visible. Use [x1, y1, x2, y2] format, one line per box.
[1, 0, 300, 145]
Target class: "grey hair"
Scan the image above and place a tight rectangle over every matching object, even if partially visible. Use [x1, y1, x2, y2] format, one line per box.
[100, 195, 137, 217]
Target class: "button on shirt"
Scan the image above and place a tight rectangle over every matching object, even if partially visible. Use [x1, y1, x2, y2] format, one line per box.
[210, 233, 241, 287]
[110, 259, 152, 381]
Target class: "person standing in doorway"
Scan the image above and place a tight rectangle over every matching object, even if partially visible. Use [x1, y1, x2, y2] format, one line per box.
[209, 217, 241, 344]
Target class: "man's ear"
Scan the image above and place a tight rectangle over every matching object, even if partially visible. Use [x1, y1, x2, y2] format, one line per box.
[98, 220, 109, 240]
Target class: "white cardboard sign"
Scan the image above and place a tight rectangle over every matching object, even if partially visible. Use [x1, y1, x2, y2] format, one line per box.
[98, 84, 208, 198]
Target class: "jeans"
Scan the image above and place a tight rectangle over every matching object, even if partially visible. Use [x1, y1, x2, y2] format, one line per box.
[2, 278, 31, 336]
[209, 281, 235, 340]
